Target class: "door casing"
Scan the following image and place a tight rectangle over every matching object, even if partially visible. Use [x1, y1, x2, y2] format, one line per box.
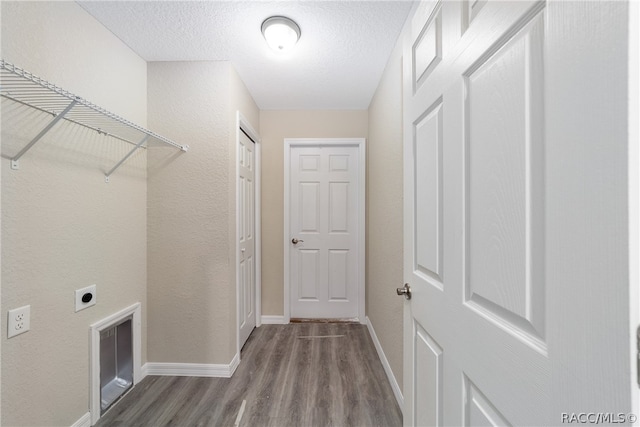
[284, 138, 366, 323]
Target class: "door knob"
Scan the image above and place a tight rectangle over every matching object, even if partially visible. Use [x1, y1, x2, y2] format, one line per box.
[292, 238, 304, 244]
[396, 283, 411, 300]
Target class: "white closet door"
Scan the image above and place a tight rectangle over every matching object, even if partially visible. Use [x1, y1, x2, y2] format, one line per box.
[239, 130, 256, 348]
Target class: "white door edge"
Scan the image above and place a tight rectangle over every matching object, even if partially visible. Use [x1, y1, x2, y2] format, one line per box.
[628, 1, 640, 414]
[236, 111, 261, 360]
[284, 138, 366, 324]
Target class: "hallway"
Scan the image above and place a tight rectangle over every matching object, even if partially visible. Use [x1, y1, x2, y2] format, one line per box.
[96, 323, 402, 426]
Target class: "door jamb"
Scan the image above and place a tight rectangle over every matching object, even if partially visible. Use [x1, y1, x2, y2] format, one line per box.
[236, 112, 261, 359]
[283, 138, 366, 324]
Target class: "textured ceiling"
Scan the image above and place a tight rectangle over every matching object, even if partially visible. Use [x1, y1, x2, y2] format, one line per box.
[77, 1, 414, 110]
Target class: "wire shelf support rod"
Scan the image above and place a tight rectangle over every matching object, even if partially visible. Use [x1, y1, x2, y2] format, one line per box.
[10, 99, 77, 170]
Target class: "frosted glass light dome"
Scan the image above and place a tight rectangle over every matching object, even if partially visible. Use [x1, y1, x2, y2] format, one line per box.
[261, 16, 301, 53]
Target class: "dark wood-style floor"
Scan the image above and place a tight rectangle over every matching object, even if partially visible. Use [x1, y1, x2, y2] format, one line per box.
[96, 323, 402, 427]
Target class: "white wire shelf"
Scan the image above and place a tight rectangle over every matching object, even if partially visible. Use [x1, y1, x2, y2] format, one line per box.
[0, 59, 188, 182]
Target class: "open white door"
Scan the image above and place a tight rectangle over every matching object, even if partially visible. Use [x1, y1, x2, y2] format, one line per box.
[402, 1, 637, 425]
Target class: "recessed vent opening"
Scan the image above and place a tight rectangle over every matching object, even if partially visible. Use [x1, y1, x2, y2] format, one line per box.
[99, 317, 133, 414]
[90, 303, 141, 425]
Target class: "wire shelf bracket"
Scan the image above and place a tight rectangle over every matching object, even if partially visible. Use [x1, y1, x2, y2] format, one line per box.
[1, 59, 189, 181]
[105, 135, 149, 183]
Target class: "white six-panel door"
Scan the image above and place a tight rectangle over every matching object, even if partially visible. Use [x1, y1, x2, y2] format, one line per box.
[286, 139, 365, 320]
[403, 1, 635, 425]
[238, 130, 256, 348]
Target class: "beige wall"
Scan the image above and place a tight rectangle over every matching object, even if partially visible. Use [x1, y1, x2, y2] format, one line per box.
[1, 2, 403, 423]
[365, 34, 405, 391]
[1, 2, 148, 426]
[259, 110, 368, 315]
[147, 61, 259, 364]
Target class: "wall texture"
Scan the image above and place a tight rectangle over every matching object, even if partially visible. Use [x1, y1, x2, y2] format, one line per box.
[366, 34, 404, 392]
[1, 3, 400, 424]
[147, 61, 259, 365]
[1, 2, 148, 426]
[259, 110, 368, 316]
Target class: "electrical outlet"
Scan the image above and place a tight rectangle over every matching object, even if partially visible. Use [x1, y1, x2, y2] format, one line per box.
[75, 284, 96, 312]
[7, 305, 30, 338]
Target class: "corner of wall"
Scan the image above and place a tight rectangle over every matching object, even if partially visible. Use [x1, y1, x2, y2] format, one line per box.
[365, 18, 406, 395]
[147, 61, 242, 367]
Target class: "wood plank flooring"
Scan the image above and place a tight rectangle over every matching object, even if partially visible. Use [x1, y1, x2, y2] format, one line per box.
[96, 323, 402, 427]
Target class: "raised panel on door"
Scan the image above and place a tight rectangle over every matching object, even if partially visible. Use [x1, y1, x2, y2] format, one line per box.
[247, 177, 254, 241]
[462, 0, 488, 33]
[464, 376, 511, 427]
[329, 182, 349, 233]
[300, 154, 320, 172]
[300, 182, 320, 233]
[246, 255, 254, 319]
[239, 175, 245, 242]
[239, 257, 246, 327]
[414, 97, 443, 287]
[413, 4, 442, 92]
[328, 249, 349, 301]
[246, 139, 254, 172]
[298, 249, 320, 301]
[414, 322, 443, 427]
[329, 154, 349, 172]
[464, 9, 545, 350]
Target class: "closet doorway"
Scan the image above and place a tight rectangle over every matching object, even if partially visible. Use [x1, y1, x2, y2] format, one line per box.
[237, 114, 261, 350]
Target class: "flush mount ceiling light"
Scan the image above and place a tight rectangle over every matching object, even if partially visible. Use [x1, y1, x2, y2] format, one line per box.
[261, 16, 301, 53]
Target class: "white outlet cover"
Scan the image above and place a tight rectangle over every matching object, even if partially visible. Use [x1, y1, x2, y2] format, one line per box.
[8, 305, 30, 338]
[75, 285, 97, 312]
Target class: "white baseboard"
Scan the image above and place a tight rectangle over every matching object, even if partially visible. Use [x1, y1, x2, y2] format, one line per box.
[143, 353, 240, 378]
[228, 352, 240, 376]
[261, 315, 287, 324]
[70, 412, 91, 427]
[141, 362, 149, 379]
[366, 316, 404, 409]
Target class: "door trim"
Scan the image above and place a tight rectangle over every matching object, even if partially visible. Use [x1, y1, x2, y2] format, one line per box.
[236, 111, 261, 359]
[283, 138, 366, 323]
